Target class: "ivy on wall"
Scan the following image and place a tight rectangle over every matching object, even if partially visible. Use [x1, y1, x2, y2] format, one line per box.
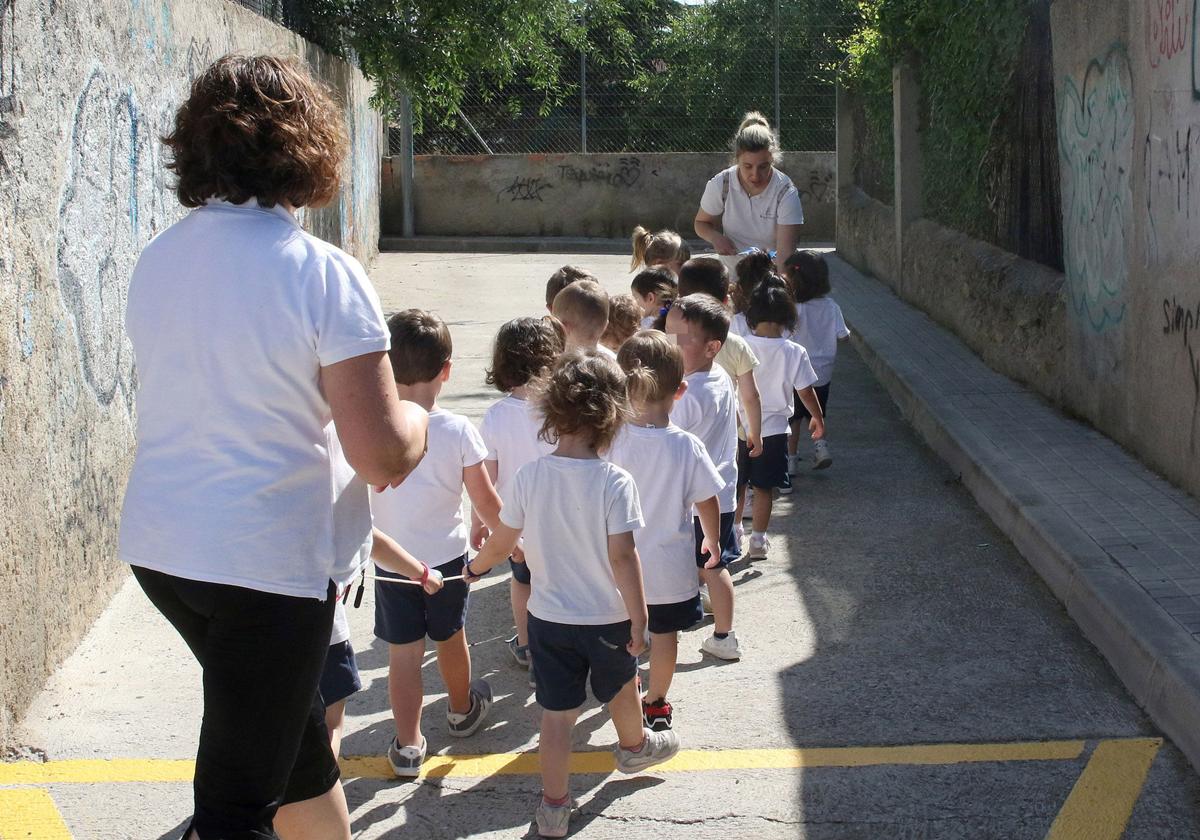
[842, 0, 1031, 243]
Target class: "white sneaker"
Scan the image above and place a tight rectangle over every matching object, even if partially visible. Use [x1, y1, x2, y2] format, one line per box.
[787, 454, 801, 477]
[733, 522, 745, 545]
[741, 487, 754, 520]
[614, 728, 680, 774]
[813, 439, 832, 470]
[701, 631, 741, 660]
[700, 584, 712, 614]
[748, 534, 770, 559]
[534, 797, 576, 838]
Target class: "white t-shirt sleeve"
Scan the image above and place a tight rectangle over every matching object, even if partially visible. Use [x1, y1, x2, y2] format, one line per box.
[606, 468, 644, 535]
[833, 302, 851, 339]
[461, 420, 488, 468]
[684, 439, 725, 506]
[699, 171, 727, 216]
[500, 464, 528, 530]
[776, 182, 805, 226]
[791, 347, 820, 391]
[309, 251, 390, 367]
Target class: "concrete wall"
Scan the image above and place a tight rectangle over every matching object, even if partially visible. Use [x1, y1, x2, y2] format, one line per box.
[383, 152, 836, 242]
[0, 0, 381, 746]
[836, 0, 1200, 500]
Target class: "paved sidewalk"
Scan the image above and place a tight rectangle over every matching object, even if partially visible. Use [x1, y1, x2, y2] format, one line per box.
[831, 253, 1200, 770]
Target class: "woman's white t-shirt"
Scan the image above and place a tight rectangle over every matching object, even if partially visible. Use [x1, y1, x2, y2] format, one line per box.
[372, 409, 489, 566]
[787, 297, 850, 386]
[607, 425, 723, 605]
[699, 165, 806, 253]
[119, 199, 389, 599]
[500, 456, 643, 625]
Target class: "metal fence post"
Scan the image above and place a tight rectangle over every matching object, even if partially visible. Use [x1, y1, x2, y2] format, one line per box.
[398, 92, 415, 238]
[580, 48, 588, 153]
[773, 0, 781, 139]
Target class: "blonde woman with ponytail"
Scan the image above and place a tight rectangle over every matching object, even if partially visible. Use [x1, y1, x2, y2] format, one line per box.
[694, 112, 805, 269]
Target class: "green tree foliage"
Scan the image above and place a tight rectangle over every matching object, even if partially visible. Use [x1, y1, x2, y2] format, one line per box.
[842, 0, 1030, 239]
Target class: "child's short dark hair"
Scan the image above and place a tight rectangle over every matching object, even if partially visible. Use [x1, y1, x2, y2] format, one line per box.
[677, 256, 730, 302]
[745, 280, 798, 331]
[672, 294, 730, 344]
[388, 309, 452, 385]
[733, 250, 775, 313]
[545, 265, 597, 309]
[619, 330, 685, 405]
[486, 316, 563, 393]
[782, 250, 832, 303]
[630, 267, 677, 302]
[537, 350, 631, 452]
[602, 293, 642, 350]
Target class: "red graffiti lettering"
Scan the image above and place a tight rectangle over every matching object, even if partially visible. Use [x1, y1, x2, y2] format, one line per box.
[1147, 0, 1190, 68]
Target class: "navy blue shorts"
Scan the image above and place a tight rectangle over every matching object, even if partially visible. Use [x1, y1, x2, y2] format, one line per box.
[648, 594, 703, 634]
[527, 614, 637, 711]
[790, 382, 831, 423]
[738, 433, 789, 489]
[319, 640, 361, 706]
[374, 555, 470, 645]
[694, 511, 740, 568]
[509, 556, 531, 585]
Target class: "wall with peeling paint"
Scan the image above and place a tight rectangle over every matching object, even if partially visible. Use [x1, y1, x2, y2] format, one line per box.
[0, 0, 381, 746]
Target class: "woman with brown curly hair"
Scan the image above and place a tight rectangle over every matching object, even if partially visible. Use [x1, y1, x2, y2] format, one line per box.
[118, 55, 428, 840]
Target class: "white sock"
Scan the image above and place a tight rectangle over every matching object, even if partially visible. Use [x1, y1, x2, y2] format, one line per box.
[752, 530, 766, 542]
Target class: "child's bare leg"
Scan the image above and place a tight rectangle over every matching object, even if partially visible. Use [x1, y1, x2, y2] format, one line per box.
[510, 579, 531, 647]
[324, 698, 348, 759]
[647, 632, 679, 701]
[701, 566, 734, 635]
[734, 483, 748, 521]
[388, 641, 425, 747]
[607, 677, 648, 749]
[787, 421, 800, 457]
[751, 483, 773, 533]
[435, 628, 472, 714]
[540, 708, 581, 801]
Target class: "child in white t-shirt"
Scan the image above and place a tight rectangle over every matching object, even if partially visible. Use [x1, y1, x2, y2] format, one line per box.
[741, 281, 827, 559]
[666, 295, 745, 662]
[467, 350, 678, 839]
[630, 267, 678, 330]
[783, 250, 850, 472]
[372, 310, 504, 778]
[730, 250, 776, 339]
[630, 226, 691, 277]
[551, 279, 615, 359]
[474, 317, 562, 674]
[609, 331, 723, 732]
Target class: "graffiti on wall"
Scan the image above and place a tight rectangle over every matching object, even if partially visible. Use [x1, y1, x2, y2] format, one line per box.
[1142, 114, 1200, 266]
[799, 168, 835, 204]
[497, 175, 554, 202]
[558, 157, 650, 189]
[1163, 297, 1200, 434]
[55, 68, 180, 410]
[1057, 45, 1134, 332]
[1148, 0, 1190, 68]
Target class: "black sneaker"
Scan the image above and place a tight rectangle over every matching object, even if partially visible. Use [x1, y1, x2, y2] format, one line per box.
[642, 697, 673, 731]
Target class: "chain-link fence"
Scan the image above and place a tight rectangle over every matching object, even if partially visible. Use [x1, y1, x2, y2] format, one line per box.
[399, 1, 858, 156]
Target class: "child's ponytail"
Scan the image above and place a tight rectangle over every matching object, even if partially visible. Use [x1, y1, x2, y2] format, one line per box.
[631, 225, 653, 271]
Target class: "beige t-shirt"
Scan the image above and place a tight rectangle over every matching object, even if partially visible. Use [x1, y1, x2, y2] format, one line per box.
[714, 333, 759, 441]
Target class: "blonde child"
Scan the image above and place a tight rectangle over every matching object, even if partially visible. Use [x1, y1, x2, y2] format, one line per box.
[474, 317, 562, 674]
[740, 282, 826, 559]
[544, 265, 597, 311]
[602, 293, 643, 353]
[630, 267, 678, 329]
[783, 250, 849, 472]
[666, 296, 744, 661]
[609, 331, 723, 730]
[631, 226, 691, 276]
[551, 279, 613, 359]
[467, 351, 678, 838]
[372, 310, 504, 777]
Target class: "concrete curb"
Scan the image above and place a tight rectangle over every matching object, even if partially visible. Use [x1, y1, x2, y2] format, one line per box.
[842, 260, 1200, 771]
[379, 236, 836, 255]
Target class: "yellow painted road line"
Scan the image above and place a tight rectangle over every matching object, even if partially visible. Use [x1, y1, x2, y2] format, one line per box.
[0, 789, 73, 839]
[0, 739, 1086, 785]
[1045, 738, 1162, 840]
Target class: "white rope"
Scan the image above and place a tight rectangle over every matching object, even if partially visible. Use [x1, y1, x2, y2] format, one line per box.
[367, 573, 468, 586]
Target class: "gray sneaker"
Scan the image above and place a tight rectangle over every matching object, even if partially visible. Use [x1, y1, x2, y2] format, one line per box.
[447, 679, 493, 737]
[614, 727, 680, 774]
[387, 735, 426, 778]
[534, 797, 576, 838]
[508, 635, 531, 668]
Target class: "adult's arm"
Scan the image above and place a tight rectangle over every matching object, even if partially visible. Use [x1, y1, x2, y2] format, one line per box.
[774, 223, 802, 267]
[322, 351, 428, 487]
[695, 208, 737, 255]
